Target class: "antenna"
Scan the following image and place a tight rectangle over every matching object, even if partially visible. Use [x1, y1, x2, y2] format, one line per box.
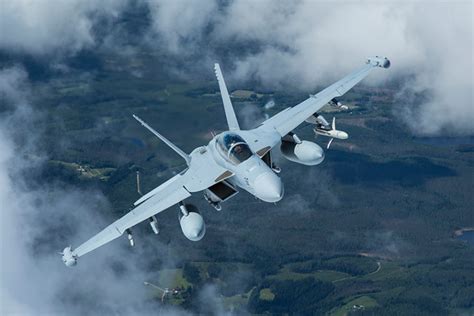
[136, 171, 142, 196]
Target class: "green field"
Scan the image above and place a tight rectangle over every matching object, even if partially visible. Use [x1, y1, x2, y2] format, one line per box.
[330, 295, 379, 316]
[156, 268, 192, 289]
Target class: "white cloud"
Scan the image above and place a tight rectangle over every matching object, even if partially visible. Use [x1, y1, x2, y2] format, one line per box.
[2, 0, 471, 135]
[0, 64, 241, 315]
[147, 0, 473, 136]
[197, 284, 234, 316]
[0, 0, 129, 55]
[146, 0, 219, 53]
[0, 66, 177, 315]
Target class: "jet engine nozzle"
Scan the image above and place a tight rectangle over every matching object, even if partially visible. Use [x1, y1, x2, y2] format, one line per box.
[179, 204, 206, 241]
[61, 246, 77, 267]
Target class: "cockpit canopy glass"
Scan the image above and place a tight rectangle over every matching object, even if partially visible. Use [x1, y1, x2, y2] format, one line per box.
[216, 133, 253, 165]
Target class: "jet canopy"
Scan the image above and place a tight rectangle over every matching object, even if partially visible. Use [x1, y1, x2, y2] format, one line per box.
[216, 132, 253, 165]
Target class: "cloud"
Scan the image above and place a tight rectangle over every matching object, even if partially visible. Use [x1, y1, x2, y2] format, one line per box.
[197, 284, 232, 316]
[146, 0, 219, 54]
[0, 0, 129, 55]
[2, 0, 471, 135]
[365, 230, 410, 258]
[394, 2, 473, 135]
[278, 167, 339, 214]
[0, 66, 178, 315]
[237, 102, 266, 129]
[0, 65, 239, 316]
[263, 99, 275, 111]
[145, 0, 473, 136]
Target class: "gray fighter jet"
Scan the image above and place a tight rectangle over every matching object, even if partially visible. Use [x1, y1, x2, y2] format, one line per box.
[62, 56, 390, 266]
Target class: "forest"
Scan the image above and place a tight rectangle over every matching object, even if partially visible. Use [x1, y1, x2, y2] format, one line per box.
[2, 28, 473, 315]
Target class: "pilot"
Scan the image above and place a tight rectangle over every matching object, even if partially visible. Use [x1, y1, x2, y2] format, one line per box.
[233, 144, 243, 154]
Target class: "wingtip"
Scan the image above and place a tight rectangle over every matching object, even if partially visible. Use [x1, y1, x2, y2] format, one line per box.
[61, 246, 78, 267]
[366, 56, 391, 69]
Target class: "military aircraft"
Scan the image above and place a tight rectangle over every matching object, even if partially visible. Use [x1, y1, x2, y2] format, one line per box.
[62, 56, 390, 266]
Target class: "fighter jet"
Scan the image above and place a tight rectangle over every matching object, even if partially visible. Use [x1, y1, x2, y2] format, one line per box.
[61, 56, 390, 266]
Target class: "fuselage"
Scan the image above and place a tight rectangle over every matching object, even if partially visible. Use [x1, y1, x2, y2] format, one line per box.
[206, 131, 284, 203]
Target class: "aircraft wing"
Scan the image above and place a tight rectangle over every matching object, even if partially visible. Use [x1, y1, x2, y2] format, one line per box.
[255, 56, 390, 142]
[71, 173, 191, 259]
[66, 146, 233, 263]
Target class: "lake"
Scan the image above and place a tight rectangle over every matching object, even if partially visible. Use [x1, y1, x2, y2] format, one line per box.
[457, 231, 474, 247]
[416, 136, 474, 146]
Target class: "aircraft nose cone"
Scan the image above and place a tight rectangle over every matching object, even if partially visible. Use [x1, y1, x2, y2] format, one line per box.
[339, 131, 348, 139]
[254, 172, 284, 202]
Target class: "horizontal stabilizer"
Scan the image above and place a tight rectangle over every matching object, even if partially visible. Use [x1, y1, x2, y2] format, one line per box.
[133, 114, 191, 165]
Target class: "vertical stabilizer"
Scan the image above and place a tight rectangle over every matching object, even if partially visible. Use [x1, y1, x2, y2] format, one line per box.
[214, 63, 240, 131]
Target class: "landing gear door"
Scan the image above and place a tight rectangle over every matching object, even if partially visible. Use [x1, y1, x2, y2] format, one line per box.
[206, 180, 238, 203]
[261, 150, 281, 173]
[261, 151, 272, 168]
